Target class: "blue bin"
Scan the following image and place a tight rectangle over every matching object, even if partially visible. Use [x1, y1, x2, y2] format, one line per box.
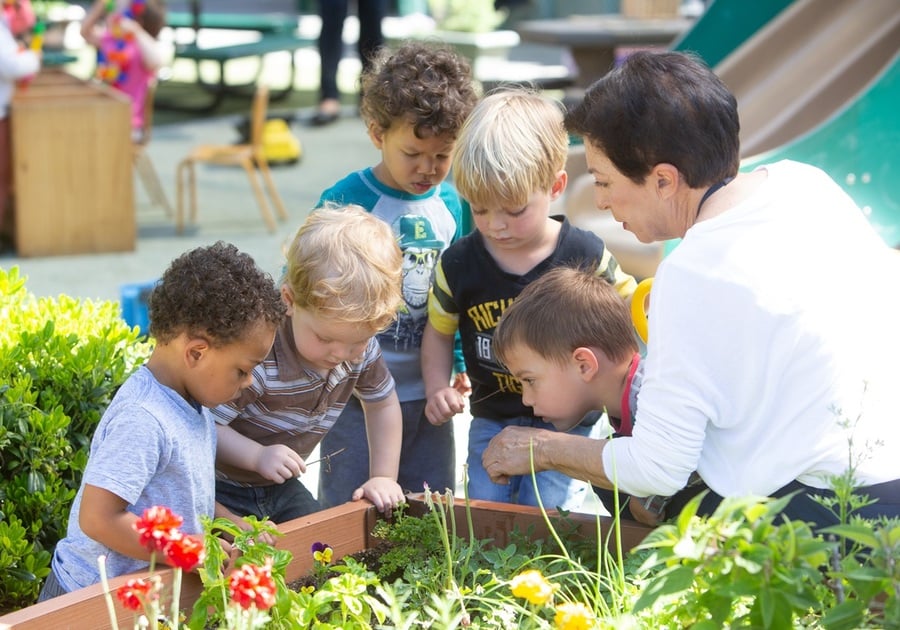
[120, 280, 157, 337]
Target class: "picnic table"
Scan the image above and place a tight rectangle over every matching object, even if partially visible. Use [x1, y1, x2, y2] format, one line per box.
[158, 5, 313, 113]
[516, 14, 692, 88]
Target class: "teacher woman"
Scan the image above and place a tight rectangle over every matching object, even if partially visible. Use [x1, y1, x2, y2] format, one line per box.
[482, 51, 900, 527]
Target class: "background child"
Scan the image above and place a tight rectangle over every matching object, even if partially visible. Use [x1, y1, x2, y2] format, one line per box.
[211, 205, 407, 521]
[0, 8, 39, 252]
[314, 41, 479, 508]
[39, 241, 285, 600]
[422, 89, 637, 512]
[491, 266, 705, 524]
[80, 0, 165, 140]
[3, 0, 36, 42]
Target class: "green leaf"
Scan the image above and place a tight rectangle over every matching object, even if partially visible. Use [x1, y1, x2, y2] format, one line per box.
[632, 564, 696, 612]
[820, 599, 867, 630]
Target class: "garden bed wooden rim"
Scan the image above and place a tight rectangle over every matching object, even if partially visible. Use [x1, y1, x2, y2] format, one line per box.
[0, 495, 653, 629]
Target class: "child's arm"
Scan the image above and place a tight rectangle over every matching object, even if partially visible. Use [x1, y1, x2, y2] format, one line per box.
[355, 391, 405, 514]
[79, 484, 165, 562]
[79, 0, 107, 47]
[118, 15, 163, 70]
[216, 424, 307, 483]
[422, 322, 466, 426]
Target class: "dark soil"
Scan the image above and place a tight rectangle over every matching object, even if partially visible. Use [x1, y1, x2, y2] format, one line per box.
[286, 540, 396, 592]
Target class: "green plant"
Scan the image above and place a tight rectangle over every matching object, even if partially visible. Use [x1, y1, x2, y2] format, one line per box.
[427, 0, 506, 32]
[631, 493, 835, 627]
[0, 266, 152, 612]
[191, 515, 289, 630]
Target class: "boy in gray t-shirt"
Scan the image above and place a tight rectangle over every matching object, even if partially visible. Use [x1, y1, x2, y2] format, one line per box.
[39, 242, 285, 599]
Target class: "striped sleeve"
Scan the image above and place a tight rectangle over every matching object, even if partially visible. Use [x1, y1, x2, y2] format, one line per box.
[595, 247, 638, 299]
[427, 259, 460, 336]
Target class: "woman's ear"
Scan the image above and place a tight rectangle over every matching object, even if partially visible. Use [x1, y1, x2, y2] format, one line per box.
[654, 163, 680, 200]
[572, 346, 600, 382]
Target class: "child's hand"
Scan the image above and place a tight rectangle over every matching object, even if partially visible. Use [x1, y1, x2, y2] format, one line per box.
[352, 477, 405, 515]
[255, 444, 306, 483]
[425, 386, 466, 426]
[235, 516, 279, 547]
[452, 372, 472, 398]
[115, 15, 140, 35]
[218, 538, 238, 573]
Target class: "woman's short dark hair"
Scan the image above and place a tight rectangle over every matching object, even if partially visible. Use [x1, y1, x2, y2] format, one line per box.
[565, 51, 740, 188]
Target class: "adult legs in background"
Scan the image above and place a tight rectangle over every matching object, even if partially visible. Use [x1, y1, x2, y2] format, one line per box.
[313, 0, 348, 125]
[317, 396, 456, 508]
[355, 0, 386, 75]
[311, 0, 386, 126]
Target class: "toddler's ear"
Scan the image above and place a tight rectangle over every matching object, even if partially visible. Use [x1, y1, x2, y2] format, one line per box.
[280, 285, 294, 310]
[572, 346, 600, 381]
[550, 170, 568, 200]
[184, 337, 210, 366]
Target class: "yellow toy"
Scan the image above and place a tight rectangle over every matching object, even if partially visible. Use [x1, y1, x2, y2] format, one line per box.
[261, 118, 302, 166]
[631, 277, 653, 344]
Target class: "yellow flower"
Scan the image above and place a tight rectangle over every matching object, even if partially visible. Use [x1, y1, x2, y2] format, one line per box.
[509, 569, 557, 605]
[311, 542, 333, 564]
[300, 585, 315, 594]
[554, 601, 595, 630]
[314, 547, 332, 563]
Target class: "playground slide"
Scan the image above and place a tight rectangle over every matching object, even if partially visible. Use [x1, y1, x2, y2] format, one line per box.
[741, 53, 900, 248]
[713, 0, 900, 158]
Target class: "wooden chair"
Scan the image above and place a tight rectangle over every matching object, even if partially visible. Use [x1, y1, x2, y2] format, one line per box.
[175, 83, 289, 234]
[133, 81, 174, 216]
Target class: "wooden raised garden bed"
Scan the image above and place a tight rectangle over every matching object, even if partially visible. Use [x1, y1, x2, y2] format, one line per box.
[0, 496, 653, 630]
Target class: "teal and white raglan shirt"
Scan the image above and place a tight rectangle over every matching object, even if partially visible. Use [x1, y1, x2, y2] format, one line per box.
[317, 167, 469, 401]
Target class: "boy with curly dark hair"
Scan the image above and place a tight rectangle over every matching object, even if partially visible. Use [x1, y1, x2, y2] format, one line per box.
[315, 41, 479, 507]
[39, 241, 285, 600]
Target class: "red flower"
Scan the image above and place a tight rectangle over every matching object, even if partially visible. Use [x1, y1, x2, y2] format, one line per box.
[133, 506, 183, 553]
[164, 532, 205, 572]
[228, 560, 277, 611]
[116, 578, 155, 611]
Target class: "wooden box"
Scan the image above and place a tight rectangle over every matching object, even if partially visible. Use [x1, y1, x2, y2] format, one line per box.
[11, 70, 135, 257]
[0, 496, 653, 629]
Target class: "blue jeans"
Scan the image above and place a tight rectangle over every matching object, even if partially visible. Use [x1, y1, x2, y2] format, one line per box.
[216, 478, 320, 524]
[37, 568, 67, 602]
[317, 397, 456, 508]
[466, 415, 600, 512]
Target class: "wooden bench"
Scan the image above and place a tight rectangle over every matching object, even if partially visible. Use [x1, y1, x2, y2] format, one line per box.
[158, 33, 315, 113]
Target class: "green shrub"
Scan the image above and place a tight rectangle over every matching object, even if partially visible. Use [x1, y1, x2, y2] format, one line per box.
[0, 266, 152, 612]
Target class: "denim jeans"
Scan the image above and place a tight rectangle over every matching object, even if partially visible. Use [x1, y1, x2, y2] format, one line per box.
[317, 397, 456, 509]
[216, 478, 320, 524]
[466, 415, 601, 512]
[36, 569, 67, 602]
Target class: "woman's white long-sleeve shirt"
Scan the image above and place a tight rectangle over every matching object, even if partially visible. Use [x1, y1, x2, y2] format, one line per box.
[0, 19, 39, 118]
[603, 160, 900, 498]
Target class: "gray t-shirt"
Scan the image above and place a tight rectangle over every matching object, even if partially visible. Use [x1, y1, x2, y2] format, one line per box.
[51, 366, 216, 592]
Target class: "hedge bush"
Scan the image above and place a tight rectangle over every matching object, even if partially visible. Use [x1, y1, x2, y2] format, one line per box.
[0, 266, 152, 613]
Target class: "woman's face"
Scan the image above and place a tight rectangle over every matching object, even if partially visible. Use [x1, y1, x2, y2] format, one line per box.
[584, 143, 670, 243]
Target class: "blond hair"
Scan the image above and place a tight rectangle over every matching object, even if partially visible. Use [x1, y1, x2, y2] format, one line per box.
[452, 89, 569, 209]
[284, 205, 403, 331]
